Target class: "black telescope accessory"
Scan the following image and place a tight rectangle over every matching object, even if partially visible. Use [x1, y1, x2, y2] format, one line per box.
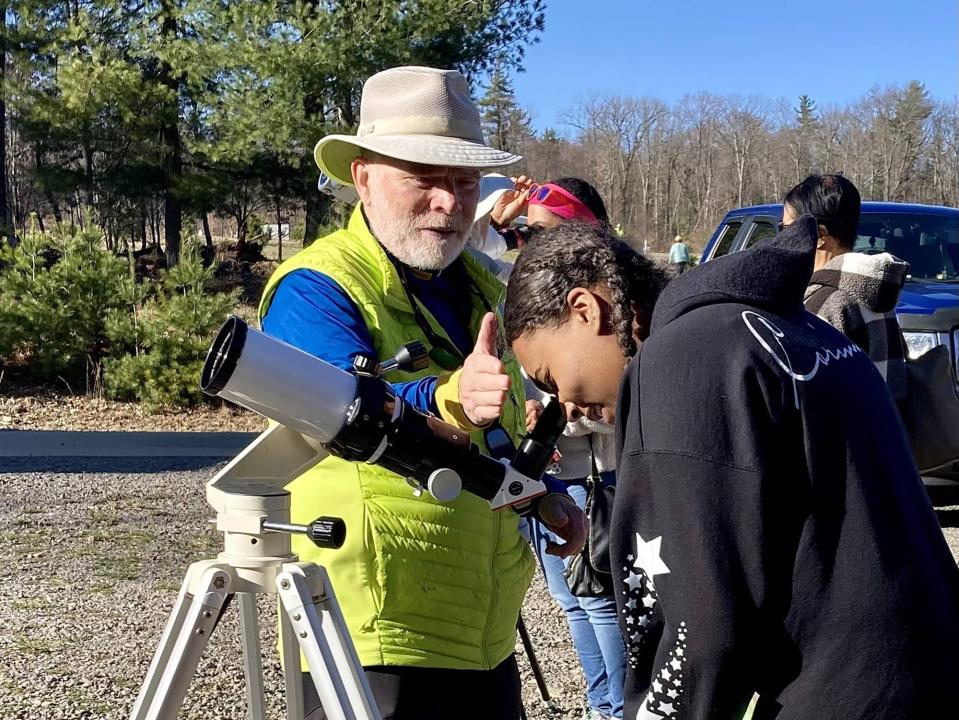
[325, 365, 504, 501]
[353, 341, 430, 377]
[328, 356, 568, 505]
[261, 516, 346, 549]
[509, 398, 566, 480]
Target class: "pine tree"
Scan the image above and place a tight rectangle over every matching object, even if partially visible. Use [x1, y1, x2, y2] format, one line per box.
[540, 127, 561, 179]
[795, 94, 818, 131]
[103, 241, 239, 410]
[478, 65, 534, 156]
[793, 94, 819, 176]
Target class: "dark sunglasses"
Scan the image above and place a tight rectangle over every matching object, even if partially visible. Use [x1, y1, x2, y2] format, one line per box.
[778, 216, 829, 233]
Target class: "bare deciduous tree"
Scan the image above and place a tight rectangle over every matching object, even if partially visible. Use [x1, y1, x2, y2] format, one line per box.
[519, 83, 955, 252]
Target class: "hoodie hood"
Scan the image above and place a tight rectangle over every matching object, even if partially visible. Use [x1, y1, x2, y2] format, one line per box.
[651, 215, 818, 333]
[806, 252, 908, 313]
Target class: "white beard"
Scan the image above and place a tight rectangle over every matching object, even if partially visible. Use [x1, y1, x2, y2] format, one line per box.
[370, 209, 470, 271]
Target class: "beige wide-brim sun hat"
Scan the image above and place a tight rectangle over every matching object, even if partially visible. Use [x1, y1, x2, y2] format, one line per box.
[314, 66, 522, 187]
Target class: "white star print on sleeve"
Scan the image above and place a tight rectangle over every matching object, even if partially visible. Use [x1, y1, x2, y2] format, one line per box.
[633, 533, 671, 580]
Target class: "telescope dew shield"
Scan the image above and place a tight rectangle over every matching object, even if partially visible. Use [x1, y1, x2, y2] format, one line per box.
[201, 316, 357, 443]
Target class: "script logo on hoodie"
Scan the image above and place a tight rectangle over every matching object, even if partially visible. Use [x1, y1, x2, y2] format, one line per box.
[741, 310, 863, 408]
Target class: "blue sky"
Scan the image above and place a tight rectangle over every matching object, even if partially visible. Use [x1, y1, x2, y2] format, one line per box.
[510, 0, 958, 132]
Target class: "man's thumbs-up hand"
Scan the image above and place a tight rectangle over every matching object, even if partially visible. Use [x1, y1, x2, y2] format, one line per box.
[459, 312, 511, 427]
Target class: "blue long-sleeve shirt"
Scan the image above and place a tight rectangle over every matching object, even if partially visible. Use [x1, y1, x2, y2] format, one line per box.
[262, 268, 444, 413]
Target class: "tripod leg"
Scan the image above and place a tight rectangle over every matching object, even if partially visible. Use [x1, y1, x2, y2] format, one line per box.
[517, 614, 554, 708]
[238, 592, 267, 720]
[280, 604, 305, 720]
[130, 562, 233, 720]
[131, 568, 195, 720]
[277, 563, 381, 720]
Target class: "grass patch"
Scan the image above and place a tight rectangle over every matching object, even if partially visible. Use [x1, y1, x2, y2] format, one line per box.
[11, 596, 55, 611]
[11, 632, 59, 655]
[59, 527, 159, 586]
[94, 554, 147, 582]
[80, 527, 154, 546]
[154, 578, 183, 594]
[63, 688, 115, 714]
[87, 504, 119, 526]
[0, 527, 54, 553]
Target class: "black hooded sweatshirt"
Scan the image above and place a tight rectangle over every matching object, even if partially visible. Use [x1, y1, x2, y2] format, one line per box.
[611, 217, 959, 720]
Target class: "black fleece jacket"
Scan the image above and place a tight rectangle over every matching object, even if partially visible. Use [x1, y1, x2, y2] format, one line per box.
[611, 217, 959, 720]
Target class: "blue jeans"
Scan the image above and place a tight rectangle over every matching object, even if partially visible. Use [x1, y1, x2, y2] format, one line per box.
[531, 478, 625, 719]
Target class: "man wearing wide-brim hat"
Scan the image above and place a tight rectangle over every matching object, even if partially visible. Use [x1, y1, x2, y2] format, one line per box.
[258, 66, 586, 719]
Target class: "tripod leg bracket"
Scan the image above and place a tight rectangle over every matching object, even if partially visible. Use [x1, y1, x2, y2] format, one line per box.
[277, 563, 382, 720]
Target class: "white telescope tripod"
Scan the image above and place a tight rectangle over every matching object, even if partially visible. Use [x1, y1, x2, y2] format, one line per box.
[130, 424, 381, 720]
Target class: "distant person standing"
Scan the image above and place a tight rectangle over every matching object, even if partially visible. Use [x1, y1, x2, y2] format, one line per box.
[668, 235, 690, 275]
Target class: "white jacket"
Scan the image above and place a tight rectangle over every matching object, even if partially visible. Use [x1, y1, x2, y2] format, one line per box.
[523, 376, 617, 481]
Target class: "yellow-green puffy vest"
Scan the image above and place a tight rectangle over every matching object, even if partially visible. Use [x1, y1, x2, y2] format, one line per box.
[258, 207, 532, 670]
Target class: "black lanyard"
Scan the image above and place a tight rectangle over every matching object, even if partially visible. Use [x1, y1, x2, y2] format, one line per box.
[394, 260, 493, 372]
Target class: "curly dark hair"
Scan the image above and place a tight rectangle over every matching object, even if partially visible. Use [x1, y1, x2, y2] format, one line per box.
[504, 223, 668, 357]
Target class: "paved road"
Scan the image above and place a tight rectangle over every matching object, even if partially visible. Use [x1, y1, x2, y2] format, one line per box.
[0, 430, 259, 458]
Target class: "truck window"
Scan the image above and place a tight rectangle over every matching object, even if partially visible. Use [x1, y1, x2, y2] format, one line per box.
[711, 221, 743, 259]
[856, 212, 959, 281]
[742, 220, 777, 249]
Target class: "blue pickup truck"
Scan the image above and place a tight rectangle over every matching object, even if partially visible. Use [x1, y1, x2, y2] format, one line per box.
[702, 201, 959, 491]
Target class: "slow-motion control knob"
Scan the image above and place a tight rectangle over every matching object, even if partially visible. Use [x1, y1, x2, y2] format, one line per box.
[427, 468, 463, 502]
[262, 516, 346, 549]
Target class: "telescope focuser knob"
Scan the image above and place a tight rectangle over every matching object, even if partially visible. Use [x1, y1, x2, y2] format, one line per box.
[395, 341, 430, 372]
[375, 341, 430, 375]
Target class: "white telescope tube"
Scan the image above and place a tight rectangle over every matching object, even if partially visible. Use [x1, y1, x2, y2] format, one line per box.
[201, 317, 357, 443]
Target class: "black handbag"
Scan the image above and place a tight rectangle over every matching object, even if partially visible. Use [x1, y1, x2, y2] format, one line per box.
[564, 437, 616, 597]
[899, 345, 959, 473]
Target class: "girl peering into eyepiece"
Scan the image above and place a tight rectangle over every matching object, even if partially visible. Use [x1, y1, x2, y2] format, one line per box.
[507, 188, 656, 720]
[504, 221, 959, 720]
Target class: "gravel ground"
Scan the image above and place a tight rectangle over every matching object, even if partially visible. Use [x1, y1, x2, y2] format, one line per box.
[0, 458, 584, 720]
[2, 457, 957, 720]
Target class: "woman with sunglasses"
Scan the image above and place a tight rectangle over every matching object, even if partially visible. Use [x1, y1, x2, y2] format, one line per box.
[517, 177, 628, 720]
[525, 177, 610, 230]
[483, 176, 611, 253]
